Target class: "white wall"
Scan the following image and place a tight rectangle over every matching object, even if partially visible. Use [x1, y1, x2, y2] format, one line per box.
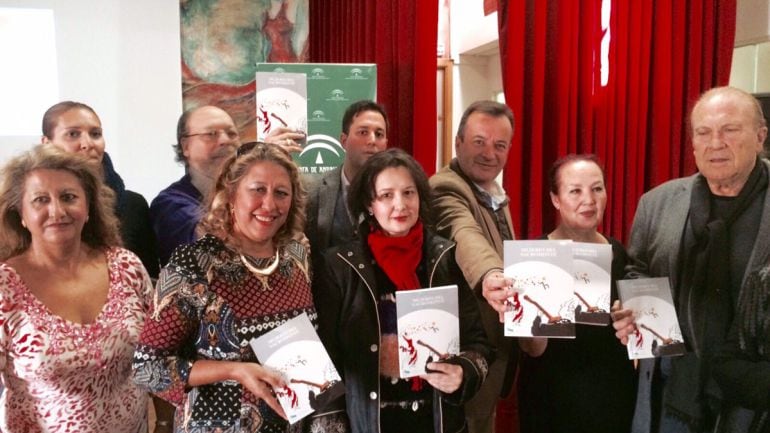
[0, 0, 183, 201]
[735, 0, 770, 46]
[448, 0, 503, 152]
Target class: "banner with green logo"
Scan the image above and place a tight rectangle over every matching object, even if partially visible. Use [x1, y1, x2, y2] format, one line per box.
[256, 63, 377, 175]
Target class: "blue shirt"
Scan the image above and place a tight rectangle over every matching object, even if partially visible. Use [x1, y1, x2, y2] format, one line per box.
[150, 173, 203, 265]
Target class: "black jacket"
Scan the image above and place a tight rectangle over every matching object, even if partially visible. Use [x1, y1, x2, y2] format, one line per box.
[313, 227, 494, 433]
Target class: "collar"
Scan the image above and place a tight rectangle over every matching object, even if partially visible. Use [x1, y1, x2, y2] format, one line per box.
[449, 158, 509, 211]
[472, 181, 508, 210]
[340, 165, 351, 195]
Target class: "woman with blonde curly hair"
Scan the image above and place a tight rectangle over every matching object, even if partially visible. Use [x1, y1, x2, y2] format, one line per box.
[0, 145, 152, 432]
[133, 142, 342, 433]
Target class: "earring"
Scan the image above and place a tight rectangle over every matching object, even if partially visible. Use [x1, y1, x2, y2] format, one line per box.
[368, 210, 373, 216]
[21, 219, 27, 228]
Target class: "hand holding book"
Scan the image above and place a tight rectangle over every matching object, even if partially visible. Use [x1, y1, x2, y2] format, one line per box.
[481, 269, 515, 323]
[231, 362, 288, 420]
[610, 300, 636, 345]
[421, 361, 463, 394]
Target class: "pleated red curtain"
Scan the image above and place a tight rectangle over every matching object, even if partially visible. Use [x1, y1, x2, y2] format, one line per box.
[309, 0, 439, 174]
[497, 0, 736, 243]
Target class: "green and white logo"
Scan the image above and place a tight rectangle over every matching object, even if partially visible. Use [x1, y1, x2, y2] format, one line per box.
[296, 134, 344, 174]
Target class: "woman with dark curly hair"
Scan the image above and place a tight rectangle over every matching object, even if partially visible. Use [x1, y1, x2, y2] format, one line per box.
[133, 142, 343, 433]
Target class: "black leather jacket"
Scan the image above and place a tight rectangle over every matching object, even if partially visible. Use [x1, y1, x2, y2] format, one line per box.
[313, 227, 494, 433]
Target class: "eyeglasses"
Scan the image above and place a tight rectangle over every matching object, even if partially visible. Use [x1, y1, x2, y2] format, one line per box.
[236, 141, 291, 158]
[183, 129, 240, 141]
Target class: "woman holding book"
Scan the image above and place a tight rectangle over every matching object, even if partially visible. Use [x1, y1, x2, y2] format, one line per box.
[313, 148, 493, 433]
[516, 154, 637, 433]
[133, 142, 343, 432]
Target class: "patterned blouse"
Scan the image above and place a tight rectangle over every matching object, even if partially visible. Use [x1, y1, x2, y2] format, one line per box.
[133, 235, 317, 433]
[0, 248, 151, 433]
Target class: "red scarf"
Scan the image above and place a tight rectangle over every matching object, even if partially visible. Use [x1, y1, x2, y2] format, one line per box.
[368, 221, 424, 391]
[367, 221, 424, 290]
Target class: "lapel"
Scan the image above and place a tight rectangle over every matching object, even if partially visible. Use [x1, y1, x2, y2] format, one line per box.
[503, 204, 516, 240]
[666, 178, 693, 290]
[317, 167, 343, 250]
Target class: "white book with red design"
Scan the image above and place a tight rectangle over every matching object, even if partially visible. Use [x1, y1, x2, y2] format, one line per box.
[617, 277, 686, 359]
[395, 284, 460, 378]
[255, 71, 308, 142]
[571, 242, 613, 326]
[503, 240, 576, 338]
[249, 312, 344, 424]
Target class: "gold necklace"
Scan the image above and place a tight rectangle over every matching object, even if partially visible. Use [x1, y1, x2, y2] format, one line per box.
[240, 250, 280, 290]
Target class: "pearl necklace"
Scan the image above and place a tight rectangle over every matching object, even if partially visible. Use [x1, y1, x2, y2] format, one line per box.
[240, 250, 280, 289]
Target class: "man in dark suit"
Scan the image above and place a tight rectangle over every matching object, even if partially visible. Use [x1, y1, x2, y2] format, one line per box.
[305, 100, 388, 260]
[612, 86, 770, 433]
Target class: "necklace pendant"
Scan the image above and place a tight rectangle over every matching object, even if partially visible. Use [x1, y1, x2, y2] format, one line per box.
[240, 249, 280, 280]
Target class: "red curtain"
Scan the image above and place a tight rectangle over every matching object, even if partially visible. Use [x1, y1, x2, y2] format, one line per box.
[497, 0, 736, 243]
[309, 0, 439, 175]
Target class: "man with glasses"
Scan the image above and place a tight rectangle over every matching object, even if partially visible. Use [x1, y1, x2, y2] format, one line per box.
[150, 106, 242, 265]
[152, 106, 304, 265]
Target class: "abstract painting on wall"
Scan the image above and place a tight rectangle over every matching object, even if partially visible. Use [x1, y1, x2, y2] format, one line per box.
[180, 0, 309, 140]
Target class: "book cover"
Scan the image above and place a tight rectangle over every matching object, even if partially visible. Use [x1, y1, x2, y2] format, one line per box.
[617, 277, 686, 359]
[503, 240, 576, 338]
[249, 312, 344, 424]
[255, 71, 308, 143]
[255, 63, 377, 176]
[571, 242, 613, 326]
[395, 285, 460, 378]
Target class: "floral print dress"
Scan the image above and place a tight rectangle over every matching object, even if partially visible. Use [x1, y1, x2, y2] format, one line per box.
[0, 248, 151, 433]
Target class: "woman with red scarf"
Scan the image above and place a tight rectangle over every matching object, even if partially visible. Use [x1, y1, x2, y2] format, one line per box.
[313, 148, 493, 433]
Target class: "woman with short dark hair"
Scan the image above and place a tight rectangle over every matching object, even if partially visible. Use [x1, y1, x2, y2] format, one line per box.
[313, 148, 493, 433]
[517, 154, 636, 433]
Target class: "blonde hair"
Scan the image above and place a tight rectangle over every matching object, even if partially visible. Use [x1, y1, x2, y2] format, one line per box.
[199, 142, 306, 251]
[0, 145, 121, 260]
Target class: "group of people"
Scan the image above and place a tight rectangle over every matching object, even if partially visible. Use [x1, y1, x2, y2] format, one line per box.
[1, 85, 769, 433]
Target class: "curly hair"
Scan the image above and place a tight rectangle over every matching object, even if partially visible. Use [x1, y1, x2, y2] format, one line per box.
[199, 142, 306, 251]
[0, 145, 121, 260]
[348, 148, 433, 230]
